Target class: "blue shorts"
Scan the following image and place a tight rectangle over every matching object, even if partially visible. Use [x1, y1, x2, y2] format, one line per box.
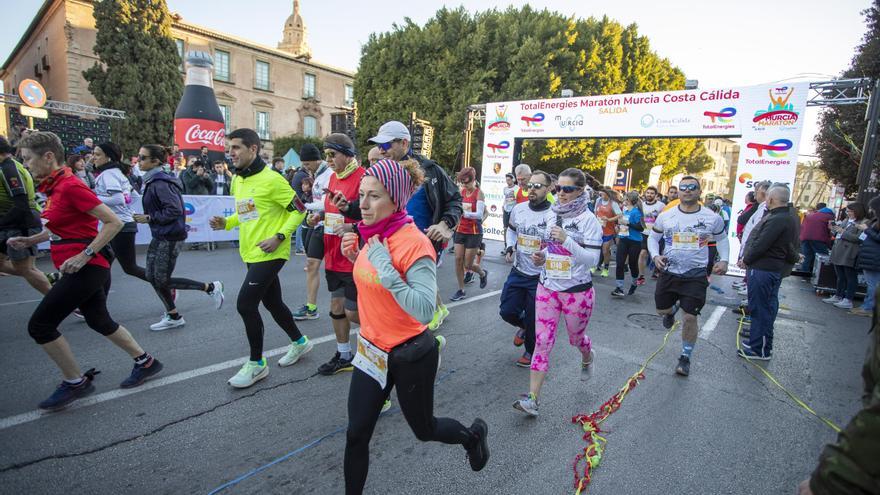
[602, 234, 616, 243]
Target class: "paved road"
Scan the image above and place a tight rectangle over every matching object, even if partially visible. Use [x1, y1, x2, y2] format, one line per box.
[0, 241, 868, 494]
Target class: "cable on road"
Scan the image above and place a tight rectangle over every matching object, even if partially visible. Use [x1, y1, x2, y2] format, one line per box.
[571, 323, 679, 494]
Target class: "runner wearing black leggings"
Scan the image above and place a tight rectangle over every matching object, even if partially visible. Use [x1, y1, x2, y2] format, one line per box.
[134, 144, 223, 331]
[11, 131, 162, 411]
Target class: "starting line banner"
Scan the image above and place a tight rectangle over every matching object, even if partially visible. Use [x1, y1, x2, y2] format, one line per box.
[479, 82, 810, 266]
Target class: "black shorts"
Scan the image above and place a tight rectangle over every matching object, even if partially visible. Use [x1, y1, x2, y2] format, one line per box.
[306, 225, 325, 260]
[326, 269, 358, 311]
[454, 232, 482, 249]
[0, 227, 40, 261]
[654, 272, 709, 316]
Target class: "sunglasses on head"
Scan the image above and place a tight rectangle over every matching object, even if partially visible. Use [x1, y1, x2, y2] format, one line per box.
[678, 183, 699, 192]
[527, 182, 547, 190]
[377, 139, 401, 151]
[555, 185, 582, 194]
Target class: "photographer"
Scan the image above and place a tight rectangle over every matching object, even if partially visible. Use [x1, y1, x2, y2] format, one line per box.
[180, 158, 214, 196]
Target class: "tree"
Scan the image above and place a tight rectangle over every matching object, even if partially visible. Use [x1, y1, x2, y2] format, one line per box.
[272, 134, 323, 160]
[83, 0, 183, 155]
[815, 0, 880, 194]
[355, 7, 711, 182]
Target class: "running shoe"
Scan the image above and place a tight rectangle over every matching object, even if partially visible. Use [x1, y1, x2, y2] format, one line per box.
[464, 271, 475, 285]
[381, 399, 393, 413]
[293, 304, 319, 320]
[479, 269, 489, 289]
[627, 284, 637, 296]
[850, 307, 871, 317]
[581, 349, 596, 382]
[318, 352, 354, 376]
[38, 371, 98, 411]
[294, 249, 306, 256]
[834, 298, 854, 309]
[228, 359, 269, 388]
[465, 418, 490, 471]
[611, 287, 625, 298]
[515, 352, 532, 368]
[45, 271, 61, 285]
[675, 355, 691, 377]
[209, 280, 224, 310]
[635, 275, 646, 286]
[428, 304, 450, 331]
[513, 328, 525, 347]
[663, 304, 679, 329]
[737, 288, 748, 296]
[150, 314, 186, 332]
[590, 267, 598, 275]
[600, 267, 609, 277]
[737, 347, 771, 361]
[72, 309, 85, 320]
[822, 295, 841, 304]
[732, 281, 746, 289]
[278, 337, 314, 367]
[120, 357, 164, 388]
[513, 393, 539, 417]
[450, 290, 466, 302]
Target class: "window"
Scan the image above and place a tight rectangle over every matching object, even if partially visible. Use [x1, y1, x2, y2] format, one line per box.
[175, 39, 185, 71]
[256, 111, 270, 140]
[215, 50, 230, 82]
[303, 73, 316, 98]
[255, 61, 270, 90]
[303, 116, 318, 138]
[219, 104, 231, 131]
[344, 84, 354, 107]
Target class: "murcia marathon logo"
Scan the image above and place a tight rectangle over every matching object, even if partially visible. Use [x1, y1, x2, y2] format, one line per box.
[487, 104, 510, 133]
[520, 113, 545, 133]
[753, 87, 799, 127]
[745, 139, 793, 165]
[702, 107, 737, 130]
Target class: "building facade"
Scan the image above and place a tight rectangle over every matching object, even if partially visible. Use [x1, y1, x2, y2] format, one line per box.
[1, 0, 355, 155]
[699, 138, 739, 199]
[792, 160, 833, 211]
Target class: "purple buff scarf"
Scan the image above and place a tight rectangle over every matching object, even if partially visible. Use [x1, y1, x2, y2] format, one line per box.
[356, 159, 416, 241]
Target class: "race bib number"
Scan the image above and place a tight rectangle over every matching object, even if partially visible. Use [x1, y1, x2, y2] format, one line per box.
[672, 232, 700, 250]
[236, 198, 259, 223]
[324, 213, 344, 235]
[546, 252, 572, 279]
[618, 225, 630, 237]
[463, 201, 474, 213]
[352, 336, 389, 389]
[517, 234, 541, 254]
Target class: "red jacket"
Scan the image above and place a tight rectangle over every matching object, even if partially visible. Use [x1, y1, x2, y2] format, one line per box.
[800, 210, 833, 244]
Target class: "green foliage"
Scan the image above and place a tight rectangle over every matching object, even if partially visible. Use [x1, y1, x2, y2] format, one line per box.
[355, 7, 709, 182]
[83, 0, 183, 155]
[272, 134, 324, 160]
[816, 0, 880, 194]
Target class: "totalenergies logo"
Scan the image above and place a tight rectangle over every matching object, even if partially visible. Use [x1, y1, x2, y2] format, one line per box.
[753, 86, 799, 125]
[738, 173, 752, 184]
[487, 141, 510, 153]
[184, 202, 195, 223]
[703, 107, 736, 123]
[521, 113, 544, 127]
[747, 139, 792, 157]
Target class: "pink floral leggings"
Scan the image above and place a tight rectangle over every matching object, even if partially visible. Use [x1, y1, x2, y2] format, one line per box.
[531, 284, 595, 372]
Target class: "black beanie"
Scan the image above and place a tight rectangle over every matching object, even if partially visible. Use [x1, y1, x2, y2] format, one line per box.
[97, 142, 122, 163]
[300, 144, 321, 162]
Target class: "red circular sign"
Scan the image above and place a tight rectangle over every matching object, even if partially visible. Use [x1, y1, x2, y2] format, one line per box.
[18, 79, 47, 108]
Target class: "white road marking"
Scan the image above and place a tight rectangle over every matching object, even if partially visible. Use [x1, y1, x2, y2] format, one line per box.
[698, 305, 726, 341]
[0, 290, 503, 431]
[0, 290, 116, 307]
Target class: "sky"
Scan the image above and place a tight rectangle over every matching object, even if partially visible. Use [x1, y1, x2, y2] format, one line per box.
[1, 0, 872, 156]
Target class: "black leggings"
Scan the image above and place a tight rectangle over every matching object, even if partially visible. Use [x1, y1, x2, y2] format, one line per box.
[146, 239, 206, 312]
[237, 259, 302, 361]
[344, 342, 473, 494]
[28, 264, 119, 344]
[107, 229, 147, 289]
[615, 237, 641, 282]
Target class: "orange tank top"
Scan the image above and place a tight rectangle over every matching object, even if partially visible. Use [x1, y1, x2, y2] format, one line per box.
[596, 199, 618, 236]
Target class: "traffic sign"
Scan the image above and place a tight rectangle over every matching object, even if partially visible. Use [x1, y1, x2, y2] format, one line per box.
[18, 79, 47, 108]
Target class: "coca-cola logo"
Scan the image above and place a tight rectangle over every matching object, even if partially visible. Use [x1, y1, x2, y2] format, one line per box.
[184, 124, 225, 147]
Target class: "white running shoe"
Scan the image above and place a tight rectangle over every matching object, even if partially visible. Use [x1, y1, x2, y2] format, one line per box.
[834, 298, 854, 309]
[513, 394, 539, 417]
[822, 295, 841, 304]
[209, 281, 224, 310]
[381, 399, 393, 413]
[228, 360, 269, 388]
[150, 314, 186, 331]
[278, 337, 314, 367]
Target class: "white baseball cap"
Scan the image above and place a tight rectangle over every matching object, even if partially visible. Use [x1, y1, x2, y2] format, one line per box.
[368, 121, 411, 144]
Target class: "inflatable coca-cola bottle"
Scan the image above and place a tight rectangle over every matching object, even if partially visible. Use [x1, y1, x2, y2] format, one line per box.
[174, 51, 226, 163]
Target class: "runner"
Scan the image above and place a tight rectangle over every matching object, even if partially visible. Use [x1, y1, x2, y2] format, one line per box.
[0, 135, 50, 295]
[502, 173, 516, 253]
[133, 144, 223, 331]
[209, 128, 312, 388]
[638, 186, 665, 282]
[648, 176, 729, 377]
[501, 170, 555, 367]
[451, 167, 488, 301]
[294, 144, 330, 321]
[612, 191, 645, 297]
[593, 188, 621, 277]
[11, 131, 162, 410]
[514, 168, 602, 416]
[514, 163, 532, 204]
[340, 159, 489, 494]
[312, 133, 365, 376]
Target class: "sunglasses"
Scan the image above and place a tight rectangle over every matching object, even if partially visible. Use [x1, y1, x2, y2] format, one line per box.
[527, 182, 548, 190]
[377, 139, 402, 151]
[555, 185, 582, 194]
[678, 183, 699, 192]
[460, 179, 473, 184]
[138, 154, 152, 161]
[324, 150, 336, 159]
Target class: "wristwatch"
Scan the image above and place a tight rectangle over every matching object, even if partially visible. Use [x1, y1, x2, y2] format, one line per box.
[275, 233, 286, 241]
[83, 247, 96, 257]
